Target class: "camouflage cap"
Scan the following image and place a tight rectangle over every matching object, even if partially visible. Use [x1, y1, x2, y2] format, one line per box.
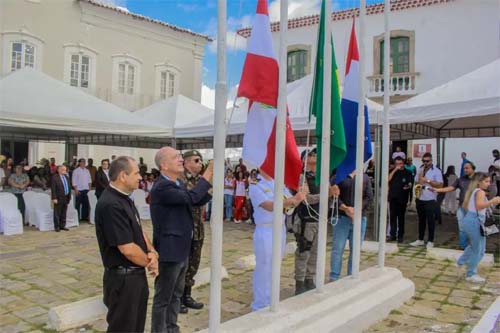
[183, 150, 203, 159]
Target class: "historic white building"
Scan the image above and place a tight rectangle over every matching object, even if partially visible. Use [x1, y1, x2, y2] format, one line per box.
[0, 0, 211, 164]
[239, 0, 498, 104]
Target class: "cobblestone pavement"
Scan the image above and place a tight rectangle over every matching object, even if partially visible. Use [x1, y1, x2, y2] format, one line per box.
[0, 215, 499, 333]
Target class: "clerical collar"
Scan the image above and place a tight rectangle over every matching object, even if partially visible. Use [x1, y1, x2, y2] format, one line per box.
[109, 183, 131, 196]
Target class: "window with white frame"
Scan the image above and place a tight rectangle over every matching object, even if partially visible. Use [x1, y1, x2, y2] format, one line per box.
[11, 42, 35, 71]
[160, 70, 176, 99]
[118, 63, 135, 94]
[70, 54, 90, 88]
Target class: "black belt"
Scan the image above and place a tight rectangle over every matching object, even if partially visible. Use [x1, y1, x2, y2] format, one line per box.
[106, 266, 145, 275]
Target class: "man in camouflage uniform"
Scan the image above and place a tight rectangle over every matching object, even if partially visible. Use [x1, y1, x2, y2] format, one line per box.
[180, 150, 205, 313]
[294, 148, 337, 295]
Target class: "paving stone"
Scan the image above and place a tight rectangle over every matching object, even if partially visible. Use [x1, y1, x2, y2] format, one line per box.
[0, 313, 21, 325]
[420, 292, 447, 302]
[436, 304, 467, 324]
[15, 306, 47, 320]
[447, 296, 472, 307]
[450, 289, 477, 299]
[0, 322, 33, 333]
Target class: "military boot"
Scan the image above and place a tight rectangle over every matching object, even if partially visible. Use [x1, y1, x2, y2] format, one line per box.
[179, 303, 188, 314]
[295, 280, 306, 295]
[304, 278, 316, 291]
[182, 286, 204, 310]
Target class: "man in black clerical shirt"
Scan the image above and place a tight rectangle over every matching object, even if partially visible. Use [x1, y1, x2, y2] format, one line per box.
[95, 156, 159, 333]
[388, 156, 413, 242]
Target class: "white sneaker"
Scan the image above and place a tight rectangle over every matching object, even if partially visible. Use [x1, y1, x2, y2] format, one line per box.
[234, 219, 241, 224]
[426, 242, 434, 249]
[465, 275, 486, 283]
[410, 240, 425, 247]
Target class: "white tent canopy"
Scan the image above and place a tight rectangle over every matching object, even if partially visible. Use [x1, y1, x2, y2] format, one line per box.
[133, 94, 212, 137]
[390, 58, 500, 136]
[174, 74, 383, 138]
[0, 68, 170, 137]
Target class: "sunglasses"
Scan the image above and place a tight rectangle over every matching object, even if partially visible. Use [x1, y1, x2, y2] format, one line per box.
[193, 158, 202, 164]
[422, 160, 431, 163]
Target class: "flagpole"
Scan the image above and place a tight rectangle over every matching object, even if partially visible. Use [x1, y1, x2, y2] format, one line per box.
[270, 0, 288, 312]
[316, 0, 332, 292]
[208, 0, 227, 330]
[352, 0, 366, 279]
[378, 0, 391, 268]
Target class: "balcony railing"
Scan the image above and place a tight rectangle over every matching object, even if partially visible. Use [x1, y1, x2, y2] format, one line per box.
[367, 72, 419, 97]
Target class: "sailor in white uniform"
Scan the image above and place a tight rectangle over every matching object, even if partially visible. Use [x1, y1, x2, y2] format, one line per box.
[249, 171, 305, 311]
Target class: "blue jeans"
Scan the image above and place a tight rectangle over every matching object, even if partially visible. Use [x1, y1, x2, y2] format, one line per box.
[224, 194, 233, 220]
[329, 215, 367, 281]
[456, 208, 468, 250]
[457, 211, 486, 277]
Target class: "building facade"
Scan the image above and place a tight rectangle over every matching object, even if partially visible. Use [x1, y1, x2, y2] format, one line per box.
[0, 0, 211, 164]
[239, 0, 498, 104]
[0, 0, 211, 110]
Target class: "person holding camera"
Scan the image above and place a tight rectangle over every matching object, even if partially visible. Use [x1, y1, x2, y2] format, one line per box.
[388, 156, 413, 243]
[410, 153, 443, 249]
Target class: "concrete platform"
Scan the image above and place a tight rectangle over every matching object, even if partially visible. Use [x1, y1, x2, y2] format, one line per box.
[360, 241, 399, 254]
[426, 247, 494, 266]
[471, 296, 500, 333]
[202, 266, 415, 333]
[48, 266, 227, 331]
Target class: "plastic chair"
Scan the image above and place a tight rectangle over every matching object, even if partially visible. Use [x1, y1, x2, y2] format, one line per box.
[0, 193, 24, 235]
[65, 195, 79, 228]
[88, 190, 97, 225]
[131, 189, 150, 220]
[31, 192, 54, 231]
[23, 191, 38, 227]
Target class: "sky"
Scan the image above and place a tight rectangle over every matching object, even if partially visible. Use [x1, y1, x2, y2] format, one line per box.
[100, 0, 383, 108]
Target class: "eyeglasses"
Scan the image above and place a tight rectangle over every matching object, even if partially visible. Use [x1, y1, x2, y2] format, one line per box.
[422, 160, 431, 163]
[193, 158, 202, 164]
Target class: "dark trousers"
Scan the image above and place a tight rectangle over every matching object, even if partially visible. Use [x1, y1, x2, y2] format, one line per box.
[103, 269, 149, 333]
[53, 201, 68, 230]
[14, 193, 26, 223]
[389, 200, 407, 241]
[416, 199, 437, 242]
[75, 190, 90, 220]
[151, 260, 188, 333]
[184, 239, 203, 289]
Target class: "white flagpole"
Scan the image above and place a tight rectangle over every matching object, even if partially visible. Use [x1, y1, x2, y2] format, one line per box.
[208, 0, 227, 330]
[352, 0, 366, 279]
[316, 0, 332, 292]
[270, 0, 288, 312]
[378, 0, 391, 268]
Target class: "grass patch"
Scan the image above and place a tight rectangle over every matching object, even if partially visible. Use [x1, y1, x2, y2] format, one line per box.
[390, 309, 403, 315]
[471, 295, 480, 304]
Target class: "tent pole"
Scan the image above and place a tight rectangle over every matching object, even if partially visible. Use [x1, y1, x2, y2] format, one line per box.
[208, 0, 227, 331]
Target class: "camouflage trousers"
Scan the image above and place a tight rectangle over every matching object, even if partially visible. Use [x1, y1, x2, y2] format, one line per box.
[185, 238, 204, 288]
[294, 222, 318, 281]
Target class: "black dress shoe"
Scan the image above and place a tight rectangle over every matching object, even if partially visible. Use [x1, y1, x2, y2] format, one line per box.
[62, 228, 69, 231]
[179, 303, 188, 314]
[183, 296, 204, 310]
[55, 229, 60, 232]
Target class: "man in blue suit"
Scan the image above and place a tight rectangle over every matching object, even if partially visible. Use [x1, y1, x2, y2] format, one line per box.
[150, 147, 213, 333]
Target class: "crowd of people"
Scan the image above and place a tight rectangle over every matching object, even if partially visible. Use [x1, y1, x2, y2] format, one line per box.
[1, 146, 499, 332]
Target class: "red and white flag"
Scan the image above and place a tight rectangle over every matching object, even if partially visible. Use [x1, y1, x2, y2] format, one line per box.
[237, 0, 302, 191]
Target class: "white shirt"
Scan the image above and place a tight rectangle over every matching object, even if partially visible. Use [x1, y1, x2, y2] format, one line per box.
[72, 167, 91, 191]
[415, 165, 443, 201]
[224, 178, 235, 196]
[0, 168, 5, 191]
[249, 176, 291, 225]
[235, 180, 246, 197]
[104, 169, 110, 181]
[392, 151, 406, 160]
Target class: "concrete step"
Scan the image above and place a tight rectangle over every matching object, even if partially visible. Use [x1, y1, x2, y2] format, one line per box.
[205, 266, 414, 333]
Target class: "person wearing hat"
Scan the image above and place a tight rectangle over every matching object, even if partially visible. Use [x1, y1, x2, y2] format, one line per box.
[179, 150, 206, 313]
[293, 148, 337, 294]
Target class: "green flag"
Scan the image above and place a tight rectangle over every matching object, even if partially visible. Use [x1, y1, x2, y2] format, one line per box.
[309, 0, 347, 185]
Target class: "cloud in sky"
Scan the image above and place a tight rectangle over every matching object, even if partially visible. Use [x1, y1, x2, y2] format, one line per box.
[201, 84, 238, 109]
[205, 14, 252, 54]
[268, 0, 322, 22]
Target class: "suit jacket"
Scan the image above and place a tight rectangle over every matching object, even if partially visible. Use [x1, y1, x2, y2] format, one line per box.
[150, 176, 212, 263]
[51, 174, 72, 204]
[95, 168, 110, 197]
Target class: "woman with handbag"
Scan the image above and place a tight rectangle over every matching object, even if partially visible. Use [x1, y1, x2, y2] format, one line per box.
[457, 172, 500, 283]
